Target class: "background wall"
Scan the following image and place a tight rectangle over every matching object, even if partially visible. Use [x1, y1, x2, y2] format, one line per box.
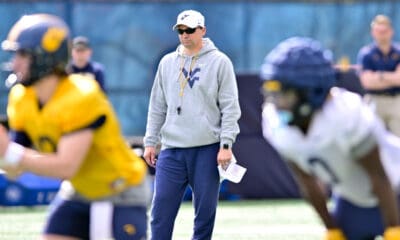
[0, 0, 398, 136]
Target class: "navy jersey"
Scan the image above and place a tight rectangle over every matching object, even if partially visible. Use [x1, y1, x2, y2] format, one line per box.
[357, 43, 400, 95]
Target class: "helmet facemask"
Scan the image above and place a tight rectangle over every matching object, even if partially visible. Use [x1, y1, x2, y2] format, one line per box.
[263, 80, 329, 132]
[260, 37, 336, 132]
[26, 41, 69, 86]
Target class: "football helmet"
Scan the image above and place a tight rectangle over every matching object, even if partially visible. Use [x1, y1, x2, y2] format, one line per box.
[260, 37, 336, 129]
[2, 14, 70, 86]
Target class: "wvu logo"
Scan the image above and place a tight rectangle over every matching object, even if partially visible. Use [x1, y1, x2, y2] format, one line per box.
[41, 27, 67, 52]
[180, 14, 190, 21]
[110, 178, 127, 192]
[182, 67, 200, 88]
[38, 136, 57, 153]
[123, 224, 137, 235]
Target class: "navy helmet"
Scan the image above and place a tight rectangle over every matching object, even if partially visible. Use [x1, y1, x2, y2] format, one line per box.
[260, 37, 336, 110]
[2, 14, 70, 86]
[260, 37, 336, 129]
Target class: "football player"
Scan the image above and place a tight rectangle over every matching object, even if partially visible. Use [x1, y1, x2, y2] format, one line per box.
[260, 37, 400, 240]
[0, 14, 150, 239]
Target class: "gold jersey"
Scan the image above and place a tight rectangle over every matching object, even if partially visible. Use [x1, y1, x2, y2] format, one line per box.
[7, 74, 146, 199]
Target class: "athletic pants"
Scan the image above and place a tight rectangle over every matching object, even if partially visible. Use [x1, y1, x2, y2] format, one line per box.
[150, 143, 220, 240]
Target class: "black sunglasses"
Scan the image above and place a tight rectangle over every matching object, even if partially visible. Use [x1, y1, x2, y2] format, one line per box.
[177, 28, 197, 35]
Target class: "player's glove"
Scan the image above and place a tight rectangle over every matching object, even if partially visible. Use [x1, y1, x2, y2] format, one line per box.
[325, 228, 346, 240]
[384, 226, 400, 240]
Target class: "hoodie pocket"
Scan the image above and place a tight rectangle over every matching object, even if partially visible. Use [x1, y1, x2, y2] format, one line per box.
[160, 113, 219, 147]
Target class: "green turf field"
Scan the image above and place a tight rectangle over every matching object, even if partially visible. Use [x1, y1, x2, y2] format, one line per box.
[0, 199, 324, 240]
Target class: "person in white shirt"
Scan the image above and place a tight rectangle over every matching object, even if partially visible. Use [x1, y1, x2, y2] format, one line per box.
[260, 36, 400, 240]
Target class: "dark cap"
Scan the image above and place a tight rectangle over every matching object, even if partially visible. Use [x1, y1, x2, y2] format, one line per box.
[72, 36, 90, 49]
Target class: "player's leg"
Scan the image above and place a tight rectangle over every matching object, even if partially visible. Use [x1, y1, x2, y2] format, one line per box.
[113, 205, 148, 240]
[188, 143, 220, 240]
[397, 193, 400, 222]
[150, 148, 188, 240]
[42, 199, 90, 240]
[332, 196, 384, 240]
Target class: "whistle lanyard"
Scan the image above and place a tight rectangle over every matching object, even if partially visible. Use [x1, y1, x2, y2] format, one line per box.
[177, 55, 198, 114]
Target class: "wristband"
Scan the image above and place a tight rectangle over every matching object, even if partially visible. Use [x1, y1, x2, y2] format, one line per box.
[3, 142, 25, 166]
[384, 226, 400, 240]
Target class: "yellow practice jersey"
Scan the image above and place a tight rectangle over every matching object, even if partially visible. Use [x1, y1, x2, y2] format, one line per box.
[7, 74, 147, 199]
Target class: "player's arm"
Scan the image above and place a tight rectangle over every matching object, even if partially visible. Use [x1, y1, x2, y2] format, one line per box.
[358, 145, 400, 239]
[287, 162, 339, 230]
[0, 124, 93, 179]
[1, 130, 32, 178]
[288, 162, 346, 239]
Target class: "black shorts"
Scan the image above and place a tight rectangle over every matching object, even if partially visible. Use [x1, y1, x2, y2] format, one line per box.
[43, 198, 147, 239]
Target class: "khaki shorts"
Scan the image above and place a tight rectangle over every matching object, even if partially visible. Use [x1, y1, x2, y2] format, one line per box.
[367, 94, 400, 137]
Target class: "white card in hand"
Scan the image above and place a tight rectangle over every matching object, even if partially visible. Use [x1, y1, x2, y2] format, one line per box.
[218, 162, 247, 183]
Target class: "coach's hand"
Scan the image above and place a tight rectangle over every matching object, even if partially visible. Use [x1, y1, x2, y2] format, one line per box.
[143, 146, 157, 167]
[384, 226, 400, 240]
[325, 228, 346, 240]
[217, 148, 232, 170]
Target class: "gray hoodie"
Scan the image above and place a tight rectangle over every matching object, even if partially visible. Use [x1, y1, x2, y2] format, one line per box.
[144, 38, 241, 149]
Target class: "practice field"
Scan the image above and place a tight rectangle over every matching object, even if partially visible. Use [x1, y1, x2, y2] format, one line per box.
[0, 199, 324, 240]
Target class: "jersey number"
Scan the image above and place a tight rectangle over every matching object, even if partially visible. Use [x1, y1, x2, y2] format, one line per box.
[308, 157, 339, 184]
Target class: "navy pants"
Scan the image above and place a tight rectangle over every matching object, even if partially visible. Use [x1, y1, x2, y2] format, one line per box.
[44, 199, 147, 239]
[150, 143, 220, 240]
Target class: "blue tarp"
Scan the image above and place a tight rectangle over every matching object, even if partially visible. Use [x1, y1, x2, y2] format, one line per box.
[0, 173, 61, 206]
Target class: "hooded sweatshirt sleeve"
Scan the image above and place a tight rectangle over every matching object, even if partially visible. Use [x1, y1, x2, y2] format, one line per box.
[217, 54, 241, 148]
[144, 60, 167, 147]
